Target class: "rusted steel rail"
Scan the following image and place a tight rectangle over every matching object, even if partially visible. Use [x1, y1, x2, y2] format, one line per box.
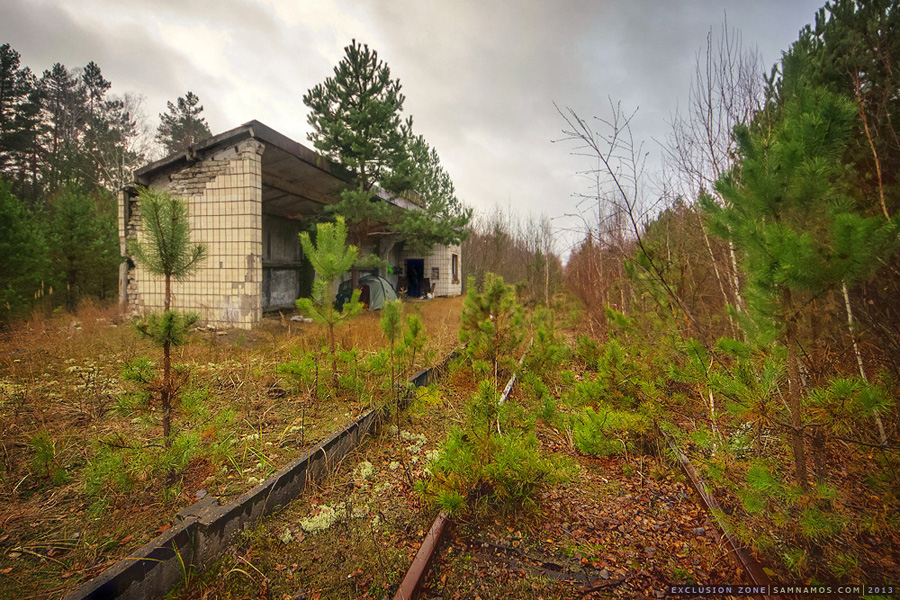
[393, 345, 529, 600]
[659, 428, 775, 599]
[393, 511, 450, 600]
[499, 340, 531, 405]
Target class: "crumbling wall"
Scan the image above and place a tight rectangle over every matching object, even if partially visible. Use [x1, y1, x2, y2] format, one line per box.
[119, 139, 265, 328]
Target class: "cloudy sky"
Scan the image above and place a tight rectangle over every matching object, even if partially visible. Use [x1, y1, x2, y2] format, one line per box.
[2, 0, 824, 255]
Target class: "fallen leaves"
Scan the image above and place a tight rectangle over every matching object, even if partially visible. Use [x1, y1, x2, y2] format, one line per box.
[430, 454, 743, 597]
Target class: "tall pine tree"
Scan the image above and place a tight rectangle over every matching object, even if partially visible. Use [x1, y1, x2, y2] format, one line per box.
[303, 40, 470, 252]
[155, 91, 212, 155]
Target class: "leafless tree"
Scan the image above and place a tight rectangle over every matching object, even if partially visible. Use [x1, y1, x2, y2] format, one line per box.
[665, 19, 765, 316]
[556, 100, 696, 331]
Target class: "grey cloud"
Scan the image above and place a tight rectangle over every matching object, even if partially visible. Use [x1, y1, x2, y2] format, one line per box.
[1, 0, 826, 255]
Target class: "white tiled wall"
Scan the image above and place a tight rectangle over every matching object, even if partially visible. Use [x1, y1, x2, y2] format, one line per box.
[402, 243, 462, 297]
[121, 139, 265, 329]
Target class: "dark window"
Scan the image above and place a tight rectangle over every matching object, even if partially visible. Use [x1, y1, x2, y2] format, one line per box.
[451, 254, 459, 284]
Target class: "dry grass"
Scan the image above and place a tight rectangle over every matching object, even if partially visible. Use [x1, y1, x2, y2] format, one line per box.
[0, 296, 463, 600]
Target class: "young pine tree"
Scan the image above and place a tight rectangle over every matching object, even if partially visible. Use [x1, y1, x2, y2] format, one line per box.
[705, 86, 900, 486]
[128, 187, 206, 446]
[459, 273, 525, 387]
[296, 216, 362, 384]
[380, 299, 402, 426]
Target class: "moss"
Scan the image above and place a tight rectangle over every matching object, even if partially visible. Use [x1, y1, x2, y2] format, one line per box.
[353, 460, 375, 482]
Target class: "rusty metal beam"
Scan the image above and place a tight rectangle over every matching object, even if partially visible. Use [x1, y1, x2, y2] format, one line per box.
[660, 429, 775, 599]
[393, 511, 450, 600]
[394, 346, 529, 599]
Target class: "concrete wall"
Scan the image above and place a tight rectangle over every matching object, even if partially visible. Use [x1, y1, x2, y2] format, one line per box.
[120, 139, 265, 329]
[402, 243, 462, 297]
[262, 215, 306, 311]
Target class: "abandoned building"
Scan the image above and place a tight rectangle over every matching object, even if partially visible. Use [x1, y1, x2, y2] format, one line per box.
[118, 120, 462, 329]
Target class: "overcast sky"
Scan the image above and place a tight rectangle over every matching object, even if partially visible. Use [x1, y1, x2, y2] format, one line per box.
[2, 0, 824, 255]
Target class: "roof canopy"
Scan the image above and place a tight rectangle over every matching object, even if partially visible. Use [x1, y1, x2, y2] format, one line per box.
[135, 120, 421, 219]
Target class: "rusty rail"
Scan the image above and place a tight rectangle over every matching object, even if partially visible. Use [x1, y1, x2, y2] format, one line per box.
[393, 346, 529, 599]
[393, 511, 450, 600]
[659, 428, 775, 599]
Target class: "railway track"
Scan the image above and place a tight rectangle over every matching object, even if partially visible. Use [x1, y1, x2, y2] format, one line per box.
[392, 367, 777, 599]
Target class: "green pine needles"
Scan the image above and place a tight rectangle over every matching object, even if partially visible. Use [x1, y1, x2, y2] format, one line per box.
[459, 273, 525, 386]
[128, 187, 205, 447]
[704, 86, 900, 487]
[296, 216, 362, 384]
[129, 188, 206, 297]
[303, 39, 470, 252]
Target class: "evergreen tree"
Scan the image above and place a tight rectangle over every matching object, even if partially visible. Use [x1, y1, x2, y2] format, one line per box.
[47, 183, 119, 308]
[777, 0, 899, 219]
[155, 91, 212, 155]
[128, 187, 206, 446]
[87, 94, 145, 190]
[394, 135, 472, 254]
[304, 40, 471, 252]
[0, 178, 47, 322]
[296, 216, 363, 383]
[0, 44, 37, 179]
[10, 83, 43, 206]
[81, 61, 110, 118]
[80, 61, 118, 188]
[40, 63, 87, 190]
[0, 44, 42, 205]
[459, 273, 525, 387]
[303, 39, 407, 192]
[705, 86, 900, 486]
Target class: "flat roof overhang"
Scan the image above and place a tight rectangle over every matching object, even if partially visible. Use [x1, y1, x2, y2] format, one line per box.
[134, 120, 354, 218]
[133, 120, 422, 220]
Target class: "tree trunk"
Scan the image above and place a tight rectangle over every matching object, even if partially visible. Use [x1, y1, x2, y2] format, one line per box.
[842, 281, 888, 446]
[328, 321, 338, 387]
[727, 241, 745, 314]
[163, 274, 172, 448]
[544, 253, 550, 306]
[812, 426, 827, 484]
[784, 288, 808, 488]
[162, 339, 172, 447]
[697, 211, 736, 335]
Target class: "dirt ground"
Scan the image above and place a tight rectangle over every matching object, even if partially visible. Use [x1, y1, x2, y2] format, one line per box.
[0, 297, 463, 600]
[176, 363, 744, 600]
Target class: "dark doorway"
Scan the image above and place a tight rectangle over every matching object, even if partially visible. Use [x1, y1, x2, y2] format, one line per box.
[406, 259, 425, 297]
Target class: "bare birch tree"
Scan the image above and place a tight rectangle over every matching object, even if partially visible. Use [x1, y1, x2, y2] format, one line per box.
[665, 20, 765, 317]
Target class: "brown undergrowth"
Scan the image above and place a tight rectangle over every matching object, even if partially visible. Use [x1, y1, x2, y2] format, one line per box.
[173, 299, 746, 600]
[0, 296, 463, 600]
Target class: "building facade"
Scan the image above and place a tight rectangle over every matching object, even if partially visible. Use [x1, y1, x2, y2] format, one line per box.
[119, 121, 461, 329]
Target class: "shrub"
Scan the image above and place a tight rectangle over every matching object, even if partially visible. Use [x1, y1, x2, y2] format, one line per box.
[459, 273, 524, 385]
[422, 382, 569, 514]
[571, 405, 648, 457]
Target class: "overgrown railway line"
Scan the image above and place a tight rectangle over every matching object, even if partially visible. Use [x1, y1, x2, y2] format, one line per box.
[53, 331, 792, 599]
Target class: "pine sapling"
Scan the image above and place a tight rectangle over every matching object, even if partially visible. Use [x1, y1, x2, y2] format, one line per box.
[296, 217, 362, 385]
[128, 187, 205, 447]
